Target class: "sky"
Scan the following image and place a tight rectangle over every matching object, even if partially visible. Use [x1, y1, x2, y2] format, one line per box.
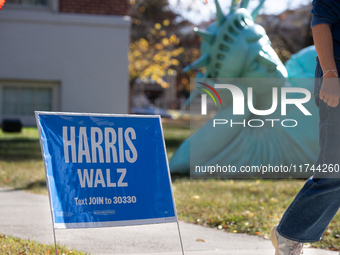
[168, 0, 312, 24]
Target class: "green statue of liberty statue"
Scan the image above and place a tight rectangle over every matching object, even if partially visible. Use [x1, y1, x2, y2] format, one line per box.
[169, 0, 318, 175]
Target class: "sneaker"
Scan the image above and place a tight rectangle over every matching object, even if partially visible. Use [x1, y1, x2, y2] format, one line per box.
[270, 225, 303, 255]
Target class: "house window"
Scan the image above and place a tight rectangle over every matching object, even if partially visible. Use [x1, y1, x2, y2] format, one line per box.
[3, 87, 52, 116]
[6, 0, 48, 6]
[0, 80, 60, 126]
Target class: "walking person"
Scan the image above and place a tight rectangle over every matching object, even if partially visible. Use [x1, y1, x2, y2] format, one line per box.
[271, 1, 340, 254]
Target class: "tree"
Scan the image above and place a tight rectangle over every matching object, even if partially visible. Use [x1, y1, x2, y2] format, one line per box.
[128, 0, 200, 94]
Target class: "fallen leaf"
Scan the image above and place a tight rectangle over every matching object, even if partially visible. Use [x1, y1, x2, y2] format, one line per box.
[270, 197, 278, 203]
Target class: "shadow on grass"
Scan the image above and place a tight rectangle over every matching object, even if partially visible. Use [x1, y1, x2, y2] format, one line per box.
[0, 138, 42, 160]
[0, 180, 47, 192]
[10, 180, 47, 192]
[25, 180, 47, 190]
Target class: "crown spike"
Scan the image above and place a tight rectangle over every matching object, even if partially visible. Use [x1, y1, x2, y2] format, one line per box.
[251, 0, 265, 20]
[241, 0, 250, 9]
[183, 54, 210, 72]
[230, 0, 239, 13]
[215, 0, 225, 26]
[194, 28, 216, 45]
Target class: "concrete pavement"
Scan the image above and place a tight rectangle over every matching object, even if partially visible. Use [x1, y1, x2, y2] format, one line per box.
[0, 187, 338, 255]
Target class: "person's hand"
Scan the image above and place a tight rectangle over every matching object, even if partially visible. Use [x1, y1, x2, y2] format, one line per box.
[320, 71, 340, 107]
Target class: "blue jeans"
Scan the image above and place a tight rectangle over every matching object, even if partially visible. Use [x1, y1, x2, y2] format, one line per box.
[277, 57, 340, 243]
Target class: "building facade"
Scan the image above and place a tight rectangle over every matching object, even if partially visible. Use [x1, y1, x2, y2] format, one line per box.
[0, 0, 130, 126]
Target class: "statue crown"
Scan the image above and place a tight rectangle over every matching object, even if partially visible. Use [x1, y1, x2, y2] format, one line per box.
[184, 0, 266, 78]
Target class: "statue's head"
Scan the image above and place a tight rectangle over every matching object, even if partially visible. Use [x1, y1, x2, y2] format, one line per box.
[184, 0, 288, 81]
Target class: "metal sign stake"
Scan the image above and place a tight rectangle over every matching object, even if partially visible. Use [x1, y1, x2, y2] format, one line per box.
[177, 221, 185, 255]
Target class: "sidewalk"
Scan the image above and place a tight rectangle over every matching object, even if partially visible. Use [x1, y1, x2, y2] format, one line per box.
[0, 187, 337, 255]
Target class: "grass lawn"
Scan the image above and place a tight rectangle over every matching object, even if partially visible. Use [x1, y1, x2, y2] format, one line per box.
[0, 123, 339, 251]
[0, 128, 47, 194]
[0, 234, 87, 255]
[173, 178, 340, 250]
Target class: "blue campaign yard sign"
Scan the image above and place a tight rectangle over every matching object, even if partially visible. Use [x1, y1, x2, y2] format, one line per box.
[36, 112, 177, 229]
